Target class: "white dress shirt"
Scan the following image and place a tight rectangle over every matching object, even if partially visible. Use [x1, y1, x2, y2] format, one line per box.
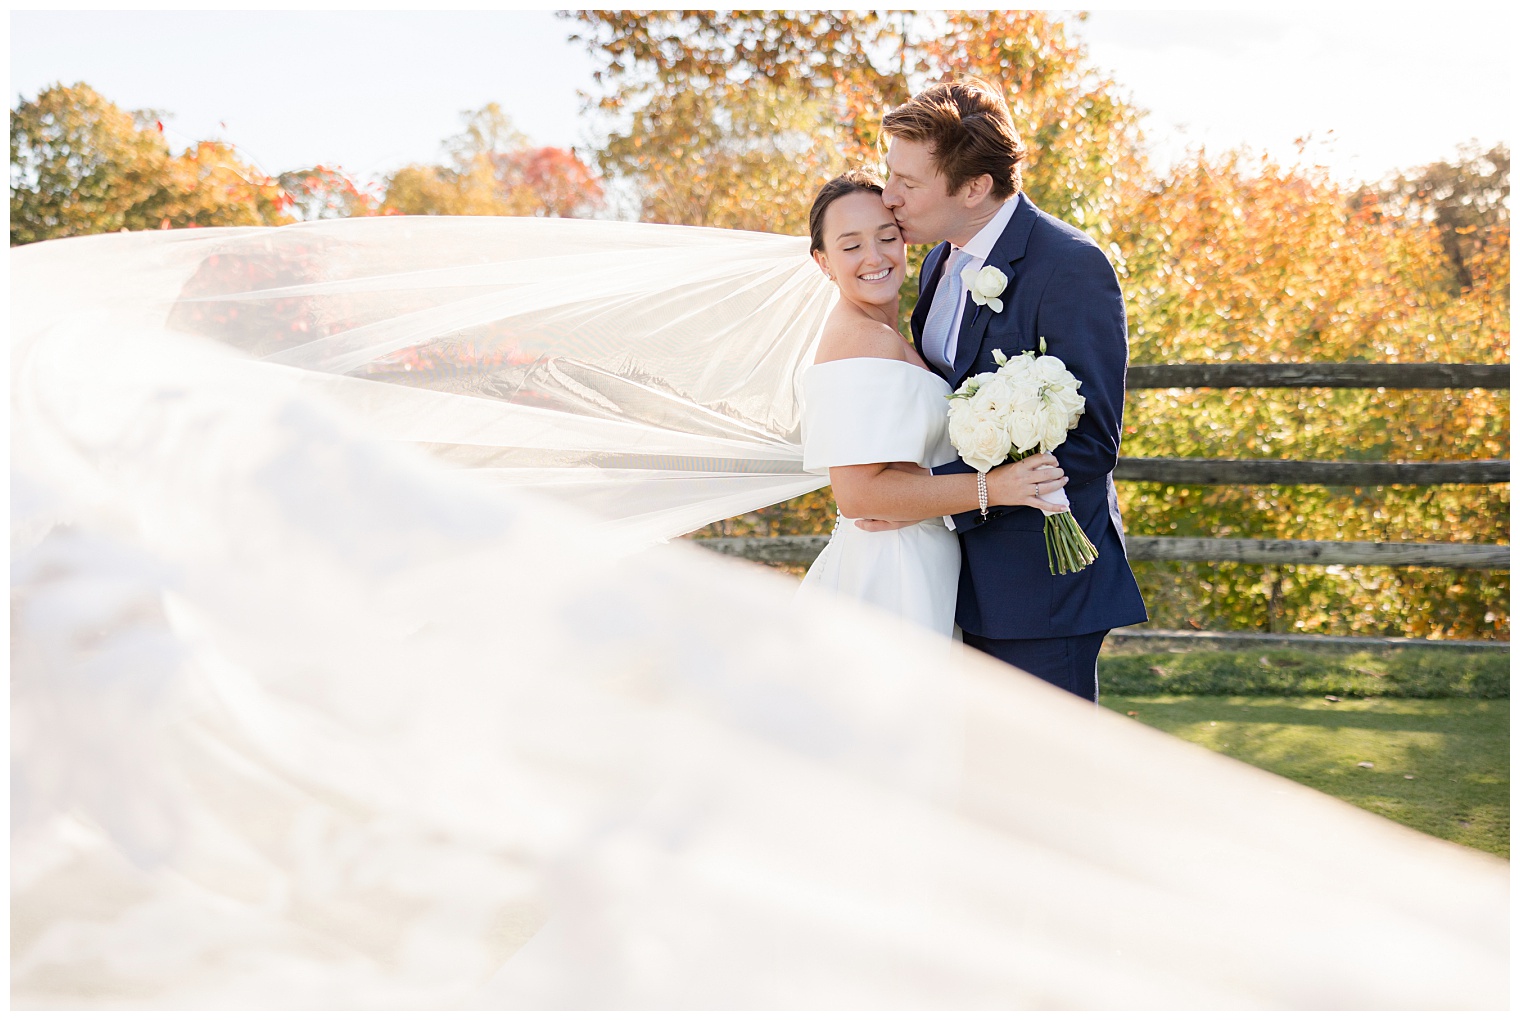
[932, 193, 1021, 370]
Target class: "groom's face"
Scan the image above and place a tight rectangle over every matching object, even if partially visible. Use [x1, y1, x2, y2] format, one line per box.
[882, 138, 965, 246]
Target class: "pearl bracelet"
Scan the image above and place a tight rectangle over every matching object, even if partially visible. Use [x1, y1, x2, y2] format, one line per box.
[977, 471, 989, 519]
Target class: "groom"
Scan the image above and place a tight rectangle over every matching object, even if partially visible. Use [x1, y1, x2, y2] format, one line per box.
[871, 77, 1147, 702]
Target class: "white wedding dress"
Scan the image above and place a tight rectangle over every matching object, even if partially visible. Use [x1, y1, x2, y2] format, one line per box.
[796, 358, 960, 635]
[10, 218, 1508, 1009]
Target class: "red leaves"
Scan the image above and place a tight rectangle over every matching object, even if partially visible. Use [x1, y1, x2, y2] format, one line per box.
[513, 145, 604, 215]
[276, 164, 385, 220]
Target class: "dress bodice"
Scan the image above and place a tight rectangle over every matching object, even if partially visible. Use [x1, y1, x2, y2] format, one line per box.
[799, 358, 957, 474]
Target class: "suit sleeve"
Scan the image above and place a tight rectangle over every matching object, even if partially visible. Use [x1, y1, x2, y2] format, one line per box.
[1035, 242, 1128, 488]
[930, 458, 985, 533]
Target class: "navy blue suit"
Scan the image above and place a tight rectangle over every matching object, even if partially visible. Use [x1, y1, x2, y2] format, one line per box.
[916, 196, 1147, 698]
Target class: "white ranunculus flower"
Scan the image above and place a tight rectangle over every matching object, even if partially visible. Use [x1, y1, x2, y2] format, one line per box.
[948, 410, 1012, 473]
[954, 371, 992, 403]
[961, 264, 1009, 314]
[975, 375, 1017, 410]
[1007, 409, 1041, 453]
[973, 266, 1008, 298]
[962, 371, 997, 409]
[1039, 405, 1070, 452]
[998, 359, 1036, 388]
[1034, 355, 1077, 388]
[1009, 382, 1043, 416]
[1046, 384, 1080, 413]
[1053, 387, 1086, 426]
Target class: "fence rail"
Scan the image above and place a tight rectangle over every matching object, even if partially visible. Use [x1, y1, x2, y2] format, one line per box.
[1127, 362, 1510, 390]
[1121, 537, 1507, 569]
[1105, 628, 1508, 653]
[1115, 457, 1509, 486]
[688, 536, 1510, 570]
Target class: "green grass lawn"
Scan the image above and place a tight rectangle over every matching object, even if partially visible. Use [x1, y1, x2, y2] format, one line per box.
[1099, 647, 1509, 698]
[1099, 694, 1510, 858]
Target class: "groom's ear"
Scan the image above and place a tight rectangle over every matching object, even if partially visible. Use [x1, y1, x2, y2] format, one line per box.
[960, 173, 996, 207]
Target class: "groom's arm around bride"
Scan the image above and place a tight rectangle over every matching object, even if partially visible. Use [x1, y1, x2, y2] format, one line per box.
[880, 77, 1147, 700]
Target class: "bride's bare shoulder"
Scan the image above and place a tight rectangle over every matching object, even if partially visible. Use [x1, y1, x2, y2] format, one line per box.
[813, 307, 911, 365]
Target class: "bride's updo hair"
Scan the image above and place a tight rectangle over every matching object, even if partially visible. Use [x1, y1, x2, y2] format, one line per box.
[808, 170, 886, 254]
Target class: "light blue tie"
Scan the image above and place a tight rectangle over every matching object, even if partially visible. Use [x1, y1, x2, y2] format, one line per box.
[922, 248, 971, 374]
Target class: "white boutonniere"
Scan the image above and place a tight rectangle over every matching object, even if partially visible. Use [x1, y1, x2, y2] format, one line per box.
[961, 264, 1009, 314]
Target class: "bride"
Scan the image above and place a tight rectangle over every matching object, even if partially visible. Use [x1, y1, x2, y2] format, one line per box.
[796, 170, 1067, 634]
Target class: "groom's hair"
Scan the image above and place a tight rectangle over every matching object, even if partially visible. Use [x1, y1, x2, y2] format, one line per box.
[881, 77, 1026, 199]
[808, 169, 885, 254]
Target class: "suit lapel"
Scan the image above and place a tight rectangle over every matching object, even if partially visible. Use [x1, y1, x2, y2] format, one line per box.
[910, 242, 949, 347]
[911, 241, 952, 382]
[948, 195, 1040, 385]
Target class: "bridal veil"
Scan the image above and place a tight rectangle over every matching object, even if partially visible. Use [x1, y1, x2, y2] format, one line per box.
[13, 216, 834, 546]
[10, 218, 1507, 1008]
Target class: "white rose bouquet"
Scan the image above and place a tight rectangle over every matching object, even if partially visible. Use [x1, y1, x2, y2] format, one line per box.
[946, 339, 1100, 575]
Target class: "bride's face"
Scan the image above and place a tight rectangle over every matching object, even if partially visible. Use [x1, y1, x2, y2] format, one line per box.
[812, 191, 905, 306]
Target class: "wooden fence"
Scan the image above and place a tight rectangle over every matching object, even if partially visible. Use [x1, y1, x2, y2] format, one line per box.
[693, 362, 1511, 581]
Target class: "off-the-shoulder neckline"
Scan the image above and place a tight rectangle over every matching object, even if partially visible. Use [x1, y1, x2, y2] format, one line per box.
[807, 356, 942, 380]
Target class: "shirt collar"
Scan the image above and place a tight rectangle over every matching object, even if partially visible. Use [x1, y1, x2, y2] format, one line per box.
[957, 193, 1021, 261]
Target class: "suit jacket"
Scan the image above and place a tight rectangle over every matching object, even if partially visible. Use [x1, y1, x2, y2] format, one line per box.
[917, 195, 1148, 639]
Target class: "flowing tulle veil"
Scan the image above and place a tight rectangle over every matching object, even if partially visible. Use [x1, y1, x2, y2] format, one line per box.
[10, 218, 1508, 1008]
[15, 216, 835, 546]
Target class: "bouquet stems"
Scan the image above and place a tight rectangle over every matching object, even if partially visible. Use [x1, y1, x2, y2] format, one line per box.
[1004, 449, 1099, 575]
[1044, 510, 1099, 576]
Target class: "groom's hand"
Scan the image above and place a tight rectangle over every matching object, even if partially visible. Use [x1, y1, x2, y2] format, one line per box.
[854, 518, 918, 532]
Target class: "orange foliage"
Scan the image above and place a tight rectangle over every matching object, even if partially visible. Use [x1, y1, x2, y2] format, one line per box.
[1116, 150, 1508, 638]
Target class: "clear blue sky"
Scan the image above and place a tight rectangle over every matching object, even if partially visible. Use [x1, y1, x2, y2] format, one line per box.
[10, 9, 1510, 190]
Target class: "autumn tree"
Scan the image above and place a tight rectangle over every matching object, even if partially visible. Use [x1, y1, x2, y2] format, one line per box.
[277, 165, 385, 220]
[10, 82, 288, 245]
[569, 11, 1142, 239]
[569, 10, 908, 231]
[381, 103, 603, 218]
[1114, 148, 1508, 638]
[921, 11, 1146, 263]
[1373, 142, 1509, 292]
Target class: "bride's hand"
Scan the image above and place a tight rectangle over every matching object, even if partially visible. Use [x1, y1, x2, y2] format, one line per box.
[986, 454, 1068, 513]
